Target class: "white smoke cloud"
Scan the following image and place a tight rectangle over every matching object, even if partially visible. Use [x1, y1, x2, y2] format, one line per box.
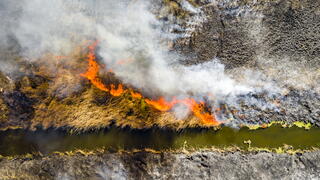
[91, 0, 258, 102]
[13, 0, 97, 59]
[2, 0, 287, 122]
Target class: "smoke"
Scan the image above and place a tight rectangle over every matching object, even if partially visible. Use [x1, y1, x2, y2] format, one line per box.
[88, 0, 256, 98]
[0, 0, 22, 75]
[1, 0, 294, 123]
[9, 0, 254, 98]
[91, 1, 276, 106]
[13, 0, 98, 58]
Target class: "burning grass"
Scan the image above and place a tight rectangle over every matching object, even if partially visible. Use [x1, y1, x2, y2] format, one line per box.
[1, 41, 304, 131]
[80, 42, 220, 127]
[9, 45, 209, 130]
[30, 87, 204, 131]
[0, 41, 316, 131]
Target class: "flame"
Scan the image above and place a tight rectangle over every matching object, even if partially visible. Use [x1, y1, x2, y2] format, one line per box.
[185, 99, 220, 126]
[110, 84, 125, 96]
[81, 42, 220, 126]
[145, 97, 178, 112]
[130, 90, 142, 99]
[144, 97, 220, 126]
[81, 41, 109, 92]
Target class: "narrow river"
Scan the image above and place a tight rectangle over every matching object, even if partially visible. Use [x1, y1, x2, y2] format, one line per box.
[0, 125, 319, 156]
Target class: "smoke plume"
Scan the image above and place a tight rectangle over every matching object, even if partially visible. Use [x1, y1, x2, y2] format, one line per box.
[3, 0, 314, 124]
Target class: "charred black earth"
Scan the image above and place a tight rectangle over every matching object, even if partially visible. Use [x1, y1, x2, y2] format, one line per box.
[2, 150, 320, 179]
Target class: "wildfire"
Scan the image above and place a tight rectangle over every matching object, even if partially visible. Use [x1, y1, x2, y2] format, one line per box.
[81, 41, 125, 97]
[145, 97, 177, 112]
[81, 41, 109, 92]
[184, 99, 219, 126]
[81, 42, 220, 126]
[110, 84, 125, 96]
[130, 90, 142, 99]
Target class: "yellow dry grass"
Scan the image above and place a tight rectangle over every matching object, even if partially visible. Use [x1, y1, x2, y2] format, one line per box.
[0, 43, 220, 131]
[8, 48, 213, 131]
[29, 84, 207, 131]
[0, 98, 9, 122]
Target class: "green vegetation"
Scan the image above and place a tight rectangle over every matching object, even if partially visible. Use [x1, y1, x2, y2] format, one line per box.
[0, 124, 320, 156]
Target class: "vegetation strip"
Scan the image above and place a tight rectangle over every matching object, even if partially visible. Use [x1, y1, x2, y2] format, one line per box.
[0, 124, 319, 156]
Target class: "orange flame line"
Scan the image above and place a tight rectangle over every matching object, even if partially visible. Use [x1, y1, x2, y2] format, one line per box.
[81, 42, 220, 126]
[130, 90, 142, 99]
[110, 84, 126, 96]
[144, 97, 220, 126]
[145, 97, 178, 112]
[81, 41, 110, 92]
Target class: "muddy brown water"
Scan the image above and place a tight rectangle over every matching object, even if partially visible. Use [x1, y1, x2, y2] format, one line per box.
[0, 125, 320, 156]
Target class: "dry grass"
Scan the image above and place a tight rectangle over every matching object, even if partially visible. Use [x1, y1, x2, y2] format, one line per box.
[0, 98, 9, 123]
[15, 57, 208, 131]
[0, 44, 218, 131]
[29, 84, 207, 131]
[14, 53, 209, 131]
[0, 73, 11, 126]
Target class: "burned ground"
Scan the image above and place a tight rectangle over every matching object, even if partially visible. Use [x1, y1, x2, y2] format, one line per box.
[1, 150, 320, 179]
